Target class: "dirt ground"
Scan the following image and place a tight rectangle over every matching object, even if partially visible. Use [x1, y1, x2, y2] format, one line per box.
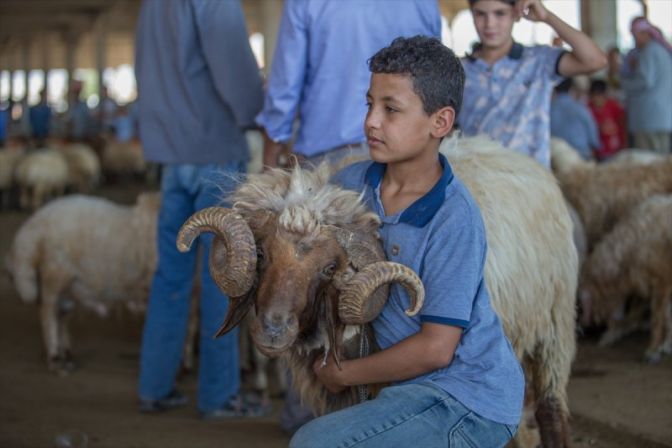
[1, 183, 670, 448]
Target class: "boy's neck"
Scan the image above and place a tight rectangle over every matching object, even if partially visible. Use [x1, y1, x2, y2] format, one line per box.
[477, 38, 514, 65]
[379, 146, 443, 216]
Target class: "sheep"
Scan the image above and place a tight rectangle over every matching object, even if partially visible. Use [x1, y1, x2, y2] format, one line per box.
[5, 192, 161, 373]
[59, 143, 101, 193]
[606, 148, 668, 166]
[579, 194, 672, 363]
[0, 147, 25, 209]
[551, 137, 672, 250]
[567, 202, 588, 268]
[448, 137, 577, 448]
[101, 140, 146, 179]
[178, 135, 578, 448]
[14, 148, 70, 210]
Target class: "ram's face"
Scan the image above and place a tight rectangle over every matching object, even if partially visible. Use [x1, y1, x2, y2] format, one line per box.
[250, 224, 347, 356]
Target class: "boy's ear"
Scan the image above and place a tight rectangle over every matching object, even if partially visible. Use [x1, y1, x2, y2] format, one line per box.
[430, 106, 456, 139]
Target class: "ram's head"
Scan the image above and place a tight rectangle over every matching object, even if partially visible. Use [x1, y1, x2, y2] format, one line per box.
[176, 166, 424, 361]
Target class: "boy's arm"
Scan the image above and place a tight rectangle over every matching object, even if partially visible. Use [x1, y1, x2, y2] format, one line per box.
[516, 0, 606, 77]
[314, 323, 462, 393]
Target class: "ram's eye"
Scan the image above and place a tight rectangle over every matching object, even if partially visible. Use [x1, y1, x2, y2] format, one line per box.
[320, 263, 337, 279]
[256, 247, 265, 261]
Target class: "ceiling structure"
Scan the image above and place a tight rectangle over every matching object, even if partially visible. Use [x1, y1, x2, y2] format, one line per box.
[0, 0, 472, 72]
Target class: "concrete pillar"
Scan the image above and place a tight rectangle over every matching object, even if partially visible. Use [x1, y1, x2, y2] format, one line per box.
[7, 45, 17, 104]
[94, 15, 108, 97]
[8, 70, 14, 104]
[41, 34, 51, 99]
[582, 0, 618, 50]
[260, 0, 283, 74]
[64, 30, 78, 107]
[21, 39, 30, 107]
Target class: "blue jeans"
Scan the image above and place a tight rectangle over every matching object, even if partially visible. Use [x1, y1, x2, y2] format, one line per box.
[138, 162, 244, 412]
[290, 383, 517, 448]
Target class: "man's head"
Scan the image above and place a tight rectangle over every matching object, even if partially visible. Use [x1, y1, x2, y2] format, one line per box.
[469, 0, 517, 51]
[588, 79, 608, 105]
[631, 17, 654, 48]
[365, 36, 464, 164]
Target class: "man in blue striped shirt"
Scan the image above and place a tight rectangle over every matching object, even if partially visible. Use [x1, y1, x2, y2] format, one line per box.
[256, 0, 441, 168]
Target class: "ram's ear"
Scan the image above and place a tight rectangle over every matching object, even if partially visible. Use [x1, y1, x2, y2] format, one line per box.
[214, 290, 256, 338]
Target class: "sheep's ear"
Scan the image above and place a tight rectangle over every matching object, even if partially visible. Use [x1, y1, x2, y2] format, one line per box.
[213, 291, 255, 338]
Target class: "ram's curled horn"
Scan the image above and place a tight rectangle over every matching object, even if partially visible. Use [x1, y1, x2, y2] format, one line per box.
[176, 207, 257, 298]
[338, 261, 425, 324]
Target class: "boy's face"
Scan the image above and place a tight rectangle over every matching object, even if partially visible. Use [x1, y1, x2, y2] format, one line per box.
[365, 73, 445, 165]
[471, 0, 516, 50]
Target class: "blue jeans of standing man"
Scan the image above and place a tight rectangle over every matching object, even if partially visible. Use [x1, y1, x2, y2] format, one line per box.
[290, 383, 517, 448]
[138, 162, 244, 413]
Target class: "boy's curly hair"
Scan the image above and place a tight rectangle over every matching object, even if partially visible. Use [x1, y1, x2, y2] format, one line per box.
[368, 35, 465, 116]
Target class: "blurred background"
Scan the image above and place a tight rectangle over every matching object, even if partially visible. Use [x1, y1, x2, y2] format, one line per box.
[0, 1, 671, 448]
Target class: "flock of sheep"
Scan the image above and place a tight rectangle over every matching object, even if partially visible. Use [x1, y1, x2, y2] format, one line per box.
[3, 135, 671, 448]
[0, 139, 147, 210]
[551, 138, 672, 363]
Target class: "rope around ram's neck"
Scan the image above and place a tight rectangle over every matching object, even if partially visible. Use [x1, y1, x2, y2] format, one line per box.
[358, 324, 370, 403]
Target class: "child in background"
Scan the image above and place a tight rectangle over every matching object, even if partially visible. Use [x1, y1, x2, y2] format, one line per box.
[588, 79, 626, 161]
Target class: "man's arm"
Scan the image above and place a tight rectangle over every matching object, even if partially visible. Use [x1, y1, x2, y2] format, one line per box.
[256, 0, 309, 168]
[516, 0, 606, 77]
[195, 0, 264, 129]
[314, 323, 461, 393]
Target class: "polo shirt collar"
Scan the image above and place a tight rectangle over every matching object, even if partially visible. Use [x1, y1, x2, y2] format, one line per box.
[466, 41, 524, 62]
[364, 153, 454, 227]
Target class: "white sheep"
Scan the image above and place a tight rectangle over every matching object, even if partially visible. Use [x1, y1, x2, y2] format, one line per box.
[550, 138, 672, 250]
[101, 140, 146, 178]
[5, 193, 161, 373]
[59, 143, 101, 193]
[579, 194, 672, 363]
[14, 148, 70, 210]
[445, 137, 578, 448]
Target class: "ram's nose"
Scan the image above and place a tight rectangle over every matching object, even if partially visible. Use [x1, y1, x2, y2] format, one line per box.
[261, 312, 296, 338]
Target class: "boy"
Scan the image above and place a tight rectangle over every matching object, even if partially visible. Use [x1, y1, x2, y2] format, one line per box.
[588, 79, 626, 161]
[459, 0, 606, 168]
[290, 36, 523, 448]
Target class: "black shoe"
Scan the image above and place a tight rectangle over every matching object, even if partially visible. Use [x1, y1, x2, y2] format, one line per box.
[139, 389, 188, 414]
[200, 392, 272, 420]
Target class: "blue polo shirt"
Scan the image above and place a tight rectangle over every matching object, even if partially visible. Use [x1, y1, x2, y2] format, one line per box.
[334, 154, 524, 425]
[460, 43, 566, 168]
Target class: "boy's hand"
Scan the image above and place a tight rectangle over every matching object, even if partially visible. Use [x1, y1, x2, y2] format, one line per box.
[313, 353, 347, 394]
[515, 0, 549, 23]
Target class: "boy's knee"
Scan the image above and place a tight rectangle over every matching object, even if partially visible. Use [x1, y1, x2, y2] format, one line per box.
[289, 420, 323, 448]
